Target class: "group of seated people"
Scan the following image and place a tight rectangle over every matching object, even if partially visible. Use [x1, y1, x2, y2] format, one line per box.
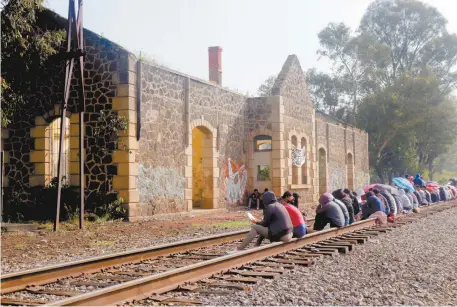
[230, 184, 455, 253]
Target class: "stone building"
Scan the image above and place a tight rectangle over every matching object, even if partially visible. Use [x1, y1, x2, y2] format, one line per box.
[1, 10, 370, 221]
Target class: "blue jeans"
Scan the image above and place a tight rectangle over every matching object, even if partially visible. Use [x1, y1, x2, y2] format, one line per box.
[293, 224, 307, 238]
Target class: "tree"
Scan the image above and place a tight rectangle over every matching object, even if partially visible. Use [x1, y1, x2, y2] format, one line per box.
[311, 0, 457, 180]
[305, 68, 341, 114]
[1, 0, 65, 127]
[256, 75, 276, 96]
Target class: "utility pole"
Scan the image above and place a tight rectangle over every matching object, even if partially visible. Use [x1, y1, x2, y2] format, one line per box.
[54, 0, 86, 231]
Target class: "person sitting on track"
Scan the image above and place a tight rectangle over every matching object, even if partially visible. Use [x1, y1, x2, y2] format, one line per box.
[361, 191, 387, 225]
[313, 193, 345, 231]
[231, 191, 293, 253]
[281, 191, 307, 238]
[248, 189, 261, 210]
[333, 189, 354, 225]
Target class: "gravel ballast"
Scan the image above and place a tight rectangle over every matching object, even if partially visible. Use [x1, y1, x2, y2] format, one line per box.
[200, 205, 457, 306]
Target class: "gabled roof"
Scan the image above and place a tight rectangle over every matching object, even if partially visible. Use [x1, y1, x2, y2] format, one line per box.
[271, 55, 311, 105]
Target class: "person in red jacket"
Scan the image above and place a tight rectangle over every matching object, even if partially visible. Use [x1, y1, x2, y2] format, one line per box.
[281, 191, 307, 237]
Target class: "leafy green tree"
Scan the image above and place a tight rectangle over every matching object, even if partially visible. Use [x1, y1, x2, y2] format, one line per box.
[256, 75, 276, 96]
[305, 68, 341, 114]
[1, 0, 65, 127]
[311, 0, 457, 181]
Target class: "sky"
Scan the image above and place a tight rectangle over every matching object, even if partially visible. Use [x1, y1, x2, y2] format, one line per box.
[44, 0, 457, 95]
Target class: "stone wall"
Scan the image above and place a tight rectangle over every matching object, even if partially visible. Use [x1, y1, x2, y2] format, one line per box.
[137, 63, 247, 216]
[2, 10, 131, 216]
[136, 63, 187, 215]
[189, 79, 246, 208]
[2, 11, 371, 220]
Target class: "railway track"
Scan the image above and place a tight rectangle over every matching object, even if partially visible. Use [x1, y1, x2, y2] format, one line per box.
[1, 202, 455, 306]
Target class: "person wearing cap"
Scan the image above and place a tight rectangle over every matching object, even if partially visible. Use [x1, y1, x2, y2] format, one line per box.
[281, 191, 307, 238]
[313, 193, 345, 230]
[233, 191, 293, 251]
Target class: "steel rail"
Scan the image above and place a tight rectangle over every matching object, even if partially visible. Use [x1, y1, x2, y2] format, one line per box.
[47, 218, 376, 306]
[1, 218, 315, 294]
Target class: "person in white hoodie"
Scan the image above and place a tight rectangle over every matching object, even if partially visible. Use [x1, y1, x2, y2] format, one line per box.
[399, 189, 413, 213]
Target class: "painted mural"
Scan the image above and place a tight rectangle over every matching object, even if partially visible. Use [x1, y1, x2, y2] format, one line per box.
[329, 167, 346, 192]
[291, 145, 306, 167]
[223, 158, 247, 204]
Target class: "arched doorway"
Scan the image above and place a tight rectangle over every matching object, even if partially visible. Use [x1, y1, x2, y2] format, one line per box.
[192, 126, 214, 209]
[318, 148, 327, 194]
[347, 153, 354, 190]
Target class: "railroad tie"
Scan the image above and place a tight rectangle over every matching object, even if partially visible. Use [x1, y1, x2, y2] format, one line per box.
[106, 270, 152, 277]
[0, 298, 48, 306]
[243, 266, 285, 274]
[25, 287, 82, 297]
[93, 274, 136, 282]
[318, 240, 355, 252]
[254, 261, 295, 269]
[229, 269, 281, 279]
[68, 280, 117, 287]
[298, 247, 339, 257]
[200, 280, 249, 291]
[217, 276, 259, 284]
[266, 257, 315, 266]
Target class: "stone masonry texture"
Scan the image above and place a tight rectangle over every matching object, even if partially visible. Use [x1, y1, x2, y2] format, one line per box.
[2, 11, 370, 220]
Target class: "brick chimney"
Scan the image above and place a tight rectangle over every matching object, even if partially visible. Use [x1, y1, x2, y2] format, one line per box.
[208, 46, 222, 85]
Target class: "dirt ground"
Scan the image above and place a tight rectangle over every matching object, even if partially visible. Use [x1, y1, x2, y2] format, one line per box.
[1, 208, 266, 274]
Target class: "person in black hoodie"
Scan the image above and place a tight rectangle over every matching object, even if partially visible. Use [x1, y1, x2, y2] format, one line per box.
[332, 189, 354, 224]
[344, 188, 360, 215]
[232, 191, 293, 252]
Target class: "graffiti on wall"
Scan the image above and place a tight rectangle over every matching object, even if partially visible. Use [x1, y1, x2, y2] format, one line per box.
[355, 170, 370, 190]
[137, 164, 185, 205]
[223, 158, 247, 204]
[329, 168, 346, 192]
[291, 145, 307, 167]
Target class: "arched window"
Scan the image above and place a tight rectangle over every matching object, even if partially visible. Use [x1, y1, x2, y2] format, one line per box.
[50, 118, 70, 184]
[301, 137, 307, 184]
[291, 136, 298, 184]
[318, 148, 327, 194]
[253, 135, 272, 152]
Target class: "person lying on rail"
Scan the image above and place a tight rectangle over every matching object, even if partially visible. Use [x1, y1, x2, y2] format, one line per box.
[333, 189, 354, 225]
[380, 189, 397, 217]
[430, 189, 441, 203]
[231, 191, 293, 252]
[420, 186, 432, 204]
[344, 189, 361, 216]
[281, 191, 307, 238]
[398, 189, 413, 213]
[361, 191, 387, 225]
[391, 192, 403, 214]
[371, 189, 390, 216]
[415, 185, 428, 206]
[313, 193, 345, 231]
